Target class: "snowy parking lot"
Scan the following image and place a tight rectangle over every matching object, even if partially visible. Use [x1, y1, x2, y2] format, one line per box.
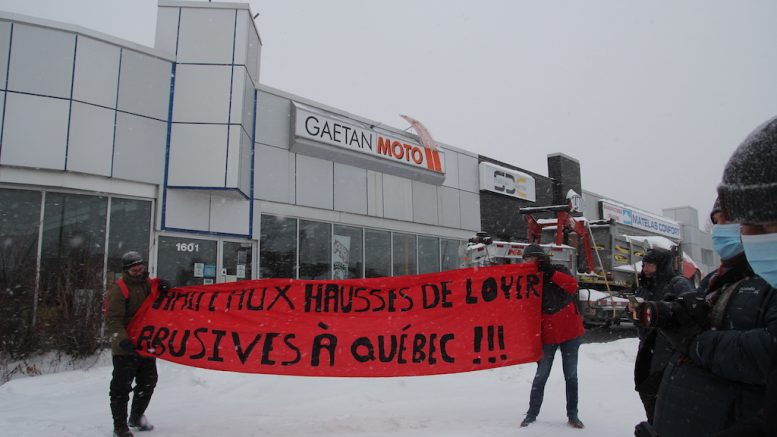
[0, 337, 644, 437]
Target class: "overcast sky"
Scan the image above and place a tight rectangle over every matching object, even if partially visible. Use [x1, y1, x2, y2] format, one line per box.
[3, 0, 777, 224]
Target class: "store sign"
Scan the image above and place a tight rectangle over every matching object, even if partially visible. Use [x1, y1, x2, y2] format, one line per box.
[600, 200, 682, 239]
[478, 162, 536, 201]
[127, 263, 542, 377]
[292, 104, 445, 178]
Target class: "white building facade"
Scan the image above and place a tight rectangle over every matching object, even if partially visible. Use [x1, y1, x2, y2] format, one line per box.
[0, 1, 482, 294]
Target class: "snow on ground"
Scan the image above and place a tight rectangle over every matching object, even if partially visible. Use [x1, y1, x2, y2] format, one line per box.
[0, 338, 643, 437]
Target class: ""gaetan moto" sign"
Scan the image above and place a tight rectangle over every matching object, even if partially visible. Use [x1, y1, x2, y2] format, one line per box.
[292, 104, 444, 178]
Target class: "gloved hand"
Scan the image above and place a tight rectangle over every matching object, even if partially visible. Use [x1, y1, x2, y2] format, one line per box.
[658, 297, 705, 355]
[158, 279, 171, 294]
[537, 262, 554, 283]
[634, 421, 658, 437]
[119, 339, 137, 355]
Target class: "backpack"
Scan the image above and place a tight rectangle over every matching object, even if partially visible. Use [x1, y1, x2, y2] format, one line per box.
[103, 278, 156, 314]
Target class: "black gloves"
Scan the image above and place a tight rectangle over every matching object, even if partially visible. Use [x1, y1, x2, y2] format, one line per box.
[158, 279, 171, 293]
[634, 421, 658, 437]
[119, 339, 137, 355]
[537, 262, 554, 283]
[658, 293, 709, 355]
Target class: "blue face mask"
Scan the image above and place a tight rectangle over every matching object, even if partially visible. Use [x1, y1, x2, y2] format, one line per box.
[742, 233, 777, 288]
[711, 224, 744, 260]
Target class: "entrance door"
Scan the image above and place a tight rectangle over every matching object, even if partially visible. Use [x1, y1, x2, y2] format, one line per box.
[157, 236, 218, 286]
[221, 241, 254, 283]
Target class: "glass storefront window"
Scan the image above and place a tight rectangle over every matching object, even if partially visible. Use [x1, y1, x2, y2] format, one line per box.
[223, 241, 253, 281]
[39, 192, 108, 353]
[333, 225, 363, 279]
[157, 236, 218, 286]
[107, 198, 152, 283]
[299, 220, 331, 280]
[260, 215, 297, 278]
[418, 236, 441, 274]
[40, 192, 108, 294]
[392, 232, 417, 277]
[441, 238, 463, 271]
[365, 229, 390, 278]
[0, 189, 42, 356]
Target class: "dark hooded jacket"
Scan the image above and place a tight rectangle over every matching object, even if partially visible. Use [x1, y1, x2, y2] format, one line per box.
[652, 253, 777, 437]
[634, 248, 694, 378]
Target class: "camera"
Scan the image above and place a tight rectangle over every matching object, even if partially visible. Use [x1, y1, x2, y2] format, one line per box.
[638, 293, 709, 329]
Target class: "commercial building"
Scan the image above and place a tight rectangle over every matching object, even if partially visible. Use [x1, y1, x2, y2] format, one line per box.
[0, 1, 713, 354]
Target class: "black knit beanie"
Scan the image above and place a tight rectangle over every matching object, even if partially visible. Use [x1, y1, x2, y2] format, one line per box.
[522, 244, 546, 259]
[717, 116, 777, 224]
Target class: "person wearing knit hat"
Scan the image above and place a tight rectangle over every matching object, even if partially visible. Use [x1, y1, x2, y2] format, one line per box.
[649, 194, 777, 437]
[712, 116, 777, 437]
[717, 115, 777, 289]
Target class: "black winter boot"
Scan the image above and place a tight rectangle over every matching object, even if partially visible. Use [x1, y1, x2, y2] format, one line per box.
[128, 414, 154, 431]
[111, 402, 132, 436]
[113, 424, 134, 437]
[568, 416, 585, 429]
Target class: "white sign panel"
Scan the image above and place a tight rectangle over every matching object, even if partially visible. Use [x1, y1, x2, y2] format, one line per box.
[293, 104, 444, 174]
[600, 200, 682, 239]
[478, 162, 536, 202]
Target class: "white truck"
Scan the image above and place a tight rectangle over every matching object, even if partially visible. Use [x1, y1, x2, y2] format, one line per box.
[463, 200, 703, 327]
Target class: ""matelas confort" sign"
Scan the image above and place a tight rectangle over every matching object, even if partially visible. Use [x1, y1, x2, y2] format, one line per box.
[600, 200, 682, 239]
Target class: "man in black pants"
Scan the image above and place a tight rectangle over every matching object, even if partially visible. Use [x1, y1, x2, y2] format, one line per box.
[105, 251, 169, 437]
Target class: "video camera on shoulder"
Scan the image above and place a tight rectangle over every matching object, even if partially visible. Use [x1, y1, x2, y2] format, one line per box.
[637, 292, 709, 329]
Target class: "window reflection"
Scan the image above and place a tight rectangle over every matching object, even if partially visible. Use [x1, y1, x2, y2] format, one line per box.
[0, 189, 41, 356]
[365, 229, 390, 278]
[441, 238, 464, 271]
[333, 225, 363, 279]
[418, 236, 441, 274]
[299, 220, 331, 280]
[107, 198, 152, 283]
[392, 232, 417, 276]
[260, 215, 297, 278]
[39, 192, 108, 353]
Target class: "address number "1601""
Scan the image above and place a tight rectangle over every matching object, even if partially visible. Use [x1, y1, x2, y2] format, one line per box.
[175, 242, 200, 252]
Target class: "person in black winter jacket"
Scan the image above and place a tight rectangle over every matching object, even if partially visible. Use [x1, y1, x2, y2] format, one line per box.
[648, 203, 777, 437]
[632, 247, 693, 424]
[709, 115, 777, 437]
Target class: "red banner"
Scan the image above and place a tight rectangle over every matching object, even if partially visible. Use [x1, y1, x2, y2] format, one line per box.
[127, 263, 543, 377]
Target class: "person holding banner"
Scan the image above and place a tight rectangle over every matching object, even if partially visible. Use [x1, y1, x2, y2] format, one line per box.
[105, 251, 170, 437]
[519, 244, 586, 429]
